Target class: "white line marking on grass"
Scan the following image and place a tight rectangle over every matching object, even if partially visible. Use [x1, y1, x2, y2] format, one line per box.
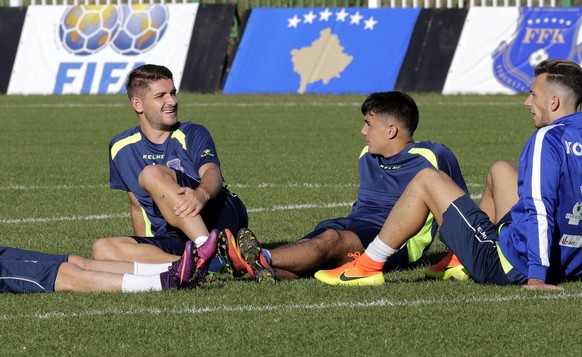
[0, 182, 360, 191]
[0, 182, 482, 191]
[229, 182, 359, 189]
[247, 202, 353, 213]
[0, 214, 130, 224]
[0, 292, 580, 321]
[0, 182, 484, 223]
[0, 101, 518, 109]
[0, 203, 354, 224]
[0, 184, 108, 191]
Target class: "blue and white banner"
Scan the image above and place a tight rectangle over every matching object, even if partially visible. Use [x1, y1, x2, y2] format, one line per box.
[8, 4, 198, 95]
[224, 8, 420, 94]
[444, 7, 582, 94]
[492, 7, 582, 93]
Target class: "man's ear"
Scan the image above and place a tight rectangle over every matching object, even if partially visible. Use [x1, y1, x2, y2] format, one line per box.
[388, 124, 398, 139]
[550, 95, 560, 112]
[131, 97, 143, 114]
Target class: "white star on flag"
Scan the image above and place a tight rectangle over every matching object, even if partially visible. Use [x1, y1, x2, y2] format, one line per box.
[350, 11, 363, 25]
[319, 8, 332, 21]
[364, 16, 378, 30]
[335, 8, 349, 22]
[303, 11, 316, 24]
[288, 15, 301, 28]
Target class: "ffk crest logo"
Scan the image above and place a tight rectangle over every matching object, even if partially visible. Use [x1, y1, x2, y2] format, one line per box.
[492, 7, 582, 93]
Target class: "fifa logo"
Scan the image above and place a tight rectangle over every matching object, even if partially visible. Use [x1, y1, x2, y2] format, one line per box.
[58, 4, 169, 56]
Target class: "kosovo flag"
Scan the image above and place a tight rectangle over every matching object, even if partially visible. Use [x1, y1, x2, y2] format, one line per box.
[224, 8, 420, 94]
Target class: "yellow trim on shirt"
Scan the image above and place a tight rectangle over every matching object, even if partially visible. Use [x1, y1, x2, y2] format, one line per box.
[359, 146, 369, 159]
[408, 147, 438, 169]
[111, 132, 142, 160]
[171, 130, 187, 151]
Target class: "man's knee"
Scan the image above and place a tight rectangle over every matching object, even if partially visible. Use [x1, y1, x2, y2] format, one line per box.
[489, 160, 517, 178]
[313, 230, 362, 258]
[55, 262, 82, 292]
[313, 230, 342, 248]
[67, 255, 90, 269]
[413, 168, 448, 189]
[138, 165, 175, 190]
[92, 237, 129, 261]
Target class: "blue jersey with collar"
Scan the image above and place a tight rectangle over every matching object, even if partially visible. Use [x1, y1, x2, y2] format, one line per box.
[349, 141, 467, 227]
[499, 112, 582, 282]
[109, 121, 221, 237]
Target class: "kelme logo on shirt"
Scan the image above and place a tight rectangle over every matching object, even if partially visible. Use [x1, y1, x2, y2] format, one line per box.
[143, 154, 164, 160]
[201, 149, 215, 158]
[379, 164, 401, 170]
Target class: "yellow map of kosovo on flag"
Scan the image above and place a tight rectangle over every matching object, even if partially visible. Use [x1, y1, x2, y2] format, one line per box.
[291, 28, 353, 93]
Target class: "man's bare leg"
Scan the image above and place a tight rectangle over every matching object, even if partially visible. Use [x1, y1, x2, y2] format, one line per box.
[479, 160, 518, 224]
[54, 263, 124, 292]
[271, 230, 364, 279]
[377, 169, 466, 250]
[139, 165, 209, 238]
[67, 255, 135, 274]
[92, 237, 179, 263]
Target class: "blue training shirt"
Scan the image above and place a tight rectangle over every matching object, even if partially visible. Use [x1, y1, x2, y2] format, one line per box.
[109, 121, 221, 237]
[349, 141, 467, 227]
[499, 112, 582, 282]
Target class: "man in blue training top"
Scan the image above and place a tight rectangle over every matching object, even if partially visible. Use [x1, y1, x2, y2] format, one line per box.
[218, 91, 468, 282]
[316, 59, 582, 290]
[92, 64, 247, 279]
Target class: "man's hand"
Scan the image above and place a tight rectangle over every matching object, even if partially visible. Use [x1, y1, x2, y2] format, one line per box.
[174, 187, 209, 218]
[521, 278, 564, 291]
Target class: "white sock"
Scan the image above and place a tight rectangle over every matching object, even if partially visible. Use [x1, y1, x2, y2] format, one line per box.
[121, 274, 163, 292]
[134, 261, 171, 276]
[194, 235, 208, 248]
[365, 236, 398, 263]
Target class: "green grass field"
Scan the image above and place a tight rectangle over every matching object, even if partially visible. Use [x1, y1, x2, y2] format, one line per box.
[1, 93, 582, 356]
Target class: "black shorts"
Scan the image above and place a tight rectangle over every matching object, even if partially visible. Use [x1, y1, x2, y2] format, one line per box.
[135, 171, 248, 255]
[440, 194, 526, 285]
[303, 217, 409, 271]
[0, 246, 67, 293]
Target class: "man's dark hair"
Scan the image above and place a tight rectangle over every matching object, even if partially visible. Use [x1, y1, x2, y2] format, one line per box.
[361, 91, 419, 134]
[126, 64, 174, 99]
[535, 59, 582, 107]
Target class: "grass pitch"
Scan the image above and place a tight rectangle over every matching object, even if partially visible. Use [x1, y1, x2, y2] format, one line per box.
[1, 93, 581, 356]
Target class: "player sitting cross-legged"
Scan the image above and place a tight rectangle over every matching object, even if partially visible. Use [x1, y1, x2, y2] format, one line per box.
[216, 91, 468, 282]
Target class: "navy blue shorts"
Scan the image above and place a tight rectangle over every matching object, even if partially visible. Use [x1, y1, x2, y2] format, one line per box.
[135, 171, 248, 255]
[0, 246, 67, 293]
[440, 195, 526, 285]
[303, 217, 409, 271]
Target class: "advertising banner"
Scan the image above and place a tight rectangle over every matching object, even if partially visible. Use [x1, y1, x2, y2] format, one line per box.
[223, 8, 420, 94]
[444, 7, 582, 94]
[8, 4, 199, 95]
